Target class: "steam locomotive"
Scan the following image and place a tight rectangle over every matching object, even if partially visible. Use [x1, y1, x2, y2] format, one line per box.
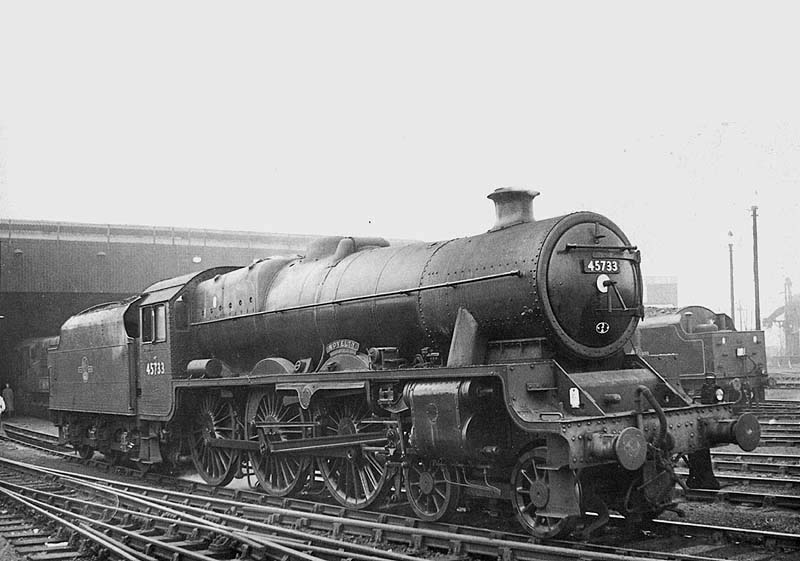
[11, 336, 59, 417]
[633, 306, 769, 406]
[47, 188, 759, 538]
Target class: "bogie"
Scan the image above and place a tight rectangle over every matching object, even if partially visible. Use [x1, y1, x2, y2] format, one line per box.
[405, 459, 462, 522]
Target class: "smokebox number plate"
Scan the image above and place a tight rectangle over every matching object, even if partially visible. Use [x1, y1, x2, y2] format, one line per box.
[582, 259, 620, 274]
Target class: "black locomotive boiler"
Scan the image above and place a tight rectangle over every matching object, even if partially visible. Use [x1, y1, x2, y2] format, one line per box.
[49, 188, 759, 538]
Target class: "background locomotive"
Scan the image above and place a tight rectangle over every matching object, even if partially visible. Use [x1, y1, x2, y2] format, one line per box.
[633, 305, 769, 405]
[11, 336, 59, 417]
[47, 188, 759, 538]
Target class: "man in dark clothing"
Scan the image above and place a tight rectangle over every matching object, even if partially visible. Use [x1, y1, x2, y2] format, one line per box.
[698, 373, 719, 405]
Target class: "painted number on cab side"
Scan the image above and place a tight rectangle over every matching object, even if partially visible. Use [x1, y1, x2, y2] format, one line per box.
[146, 360, 166, 376]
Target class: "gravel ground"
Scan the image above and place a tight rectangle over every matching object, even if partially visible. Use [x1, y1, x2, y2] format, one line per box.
[683, 442, 800, 534]
[0, 538, 23, 561]
[666, 501, 800, 534]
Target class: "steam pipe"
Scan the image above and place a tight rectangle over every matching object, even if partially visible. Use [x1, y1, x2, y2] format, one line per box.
[635, 385, 668, 448]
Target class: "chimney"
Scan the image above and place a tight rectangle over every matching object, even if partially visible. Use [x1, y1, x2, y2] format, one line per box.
[487, 187, 540, 231]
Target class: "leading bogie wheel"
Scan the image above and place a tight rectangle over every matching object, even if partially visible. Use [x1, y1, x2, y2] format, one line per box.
[245, 389, 310, 496]
[405, 459, 462, 522]
[511, 448, 579, 539]
[189, 393, 239, 486]
[314, 395, 390, 509]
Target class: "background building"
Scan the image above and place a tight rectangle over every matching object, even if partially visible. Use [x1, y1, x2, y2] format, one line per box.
[0, 219, 323, 387]
[644, 275, 678, 307]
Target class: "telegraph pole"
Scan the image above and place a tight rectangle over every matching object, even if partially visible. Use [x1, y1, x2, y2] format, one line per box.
[728, 231, 735, 327]
[751, 205, 762, 330]
[786, 278, 795, 356]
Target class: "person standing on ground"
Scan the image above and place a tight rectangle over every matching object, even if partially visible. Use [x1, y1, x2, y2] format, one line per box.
[0, 394, 5, 431]
[2, 384, 14, 418]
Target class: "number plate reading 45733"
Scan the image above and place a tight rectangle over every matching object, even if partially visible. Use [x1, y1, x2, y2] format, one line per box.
[582, 259, 620, 274]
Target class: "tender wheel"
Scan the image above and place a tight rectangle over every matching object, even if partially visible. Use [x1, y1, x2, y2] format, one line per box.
[511, 448, 579, 539]
[189, 393, 239, 486]
[314, 395, 390, 509]
[405, 459, 461, 522]
[245, 389, 310, 496]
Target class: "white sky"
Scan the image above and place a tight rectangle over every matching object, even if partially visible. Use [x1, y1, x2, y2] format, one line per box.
[1, 2, 799, 324]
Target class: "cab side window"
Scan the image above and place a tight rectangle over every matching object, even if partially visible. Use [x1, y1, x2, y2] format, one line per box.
[155, 304, 166, 341]
[142, 307, 154, 343]
[174, 297, 188, 330]
[141, 304, 167, 343]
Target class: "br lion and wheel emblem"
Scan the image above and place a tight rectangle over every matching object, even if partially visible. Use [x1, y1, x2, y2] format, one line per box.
[595, 322, 610, 334]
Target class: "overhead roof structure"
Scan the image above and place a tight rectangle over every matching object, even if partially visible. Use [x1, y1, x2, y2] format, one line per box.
[0, 219, 322, 385]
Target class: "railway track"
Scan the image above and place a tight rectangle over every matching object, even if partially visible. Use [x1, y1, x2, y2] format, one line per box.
[2, 423, 67, 453]
[3, 426, 800, 560]
[0, 457, 423, 561]
[2, 456, 799, 561]
[0, 512, 82, 560]
[746, 400, 800, 415]
[1, 424, 166, 484]
[712, 450, 800, 462]
[770, 373, 800, 389]
[712, 458, 800, 477]
[0, 473, 86, 561]
[752, 415, 800, 446]
[758, 420, 800, 430]
[672, 464, 800, 506]
[758, 435, 800, 446]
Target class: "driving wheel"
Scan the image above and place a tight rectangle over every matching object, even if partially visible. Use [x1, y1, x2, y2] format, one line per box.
[189, 393, 239, 486]
[245, 389, 310, 496]
[314, 395, 390, 509]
